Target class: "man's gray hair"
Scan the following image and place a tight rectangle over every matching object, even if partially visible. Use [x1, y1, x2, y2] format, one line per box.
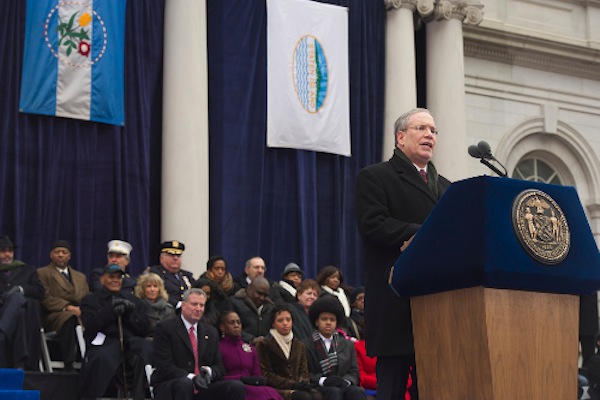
[183, 287, 206, 302]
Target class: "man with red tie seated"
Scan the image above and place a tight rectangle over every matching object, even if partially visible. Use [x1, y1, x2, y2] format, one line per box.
[151, 288, 245, 400]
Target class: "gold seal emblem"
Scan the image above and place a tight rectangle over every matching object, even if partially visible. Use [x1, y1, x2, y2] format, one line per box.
[512, 189, 570, 265]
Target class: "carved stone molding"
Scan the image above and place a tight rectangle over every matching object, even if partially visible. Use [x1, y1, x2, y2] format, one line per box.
[384, 0, 417, 11]
[413, 0, 483, 25]
[464, 25, 600, 81]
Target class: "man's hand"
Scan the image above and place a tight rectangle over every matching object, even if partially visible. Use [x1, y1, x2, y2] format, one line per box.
[323, 376, 348, 388]
[1, 286, 21, 300]
[112, 298, 135, 316]
[193, 368, 211, 389]
[65, 305, 82, 317]
[400, 234, 415, 252]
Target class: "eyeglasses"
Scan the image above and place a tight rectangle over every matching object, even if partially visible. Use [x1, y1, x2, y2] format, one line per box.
[408, 125, 439, 135]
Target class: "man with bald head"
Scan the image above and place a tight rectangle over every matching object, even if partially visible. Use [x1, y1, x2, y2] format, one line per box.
[229, 276, 274, 342]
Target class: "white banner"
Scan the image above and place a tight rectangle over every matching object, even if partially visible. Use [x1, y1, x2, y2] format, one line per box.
[267, 0, 350, 157]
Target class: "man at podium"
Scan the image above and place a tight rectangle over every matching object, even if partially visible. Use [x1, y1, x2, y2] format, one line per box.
[355, 108, 451, 399]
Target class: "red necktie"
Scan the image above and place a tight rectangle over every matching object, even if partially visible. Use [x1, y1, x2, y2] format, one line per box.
[419, 169, 428, 184]
[189, 326, 200, 375]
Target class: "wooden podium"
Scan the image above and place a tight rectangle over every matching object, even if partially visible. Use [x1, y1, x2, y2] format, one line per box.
[391, 177, 600, 400]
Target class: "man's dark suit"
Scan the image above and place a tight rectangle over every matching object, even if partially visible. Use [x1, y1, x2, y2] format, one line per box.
[151, 316, 244, 400]
[355, 150, 450, 396]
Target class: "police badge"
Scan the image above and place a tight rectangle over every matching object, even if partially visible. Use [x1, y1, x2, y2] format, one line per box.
[512, 189, 570, 265]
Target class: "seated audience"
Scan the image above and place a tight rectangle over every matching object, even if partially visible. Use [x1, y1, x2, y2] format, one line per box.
[192, 278, 222, 327]
[89, 240, 137, 294]
[289, 280, 321, 341]
[0, 234, 44, 370]
[271, 263, 304, 305]
[302, 296, 366, 400]
[256, 304, 322, 400]
[151, 288, 245, 400]
[80, 264, 151, 400]
[147, 241, 196, 308]
[218, 310, 284, 400]
[230, 276, 275, 342]
[134, 272, 175, 337]
[316, 266, 351, 318]
[346, 287, 365, 340]
[200, 255, 239, 303]
[37, 240, 89, 371]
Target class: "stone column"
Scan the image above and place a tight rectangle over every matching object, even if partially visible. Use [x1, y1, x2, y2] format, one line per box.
[422, 0, 483, 181]
[161, 0, 209, 276]
[383, 0, 422, 160]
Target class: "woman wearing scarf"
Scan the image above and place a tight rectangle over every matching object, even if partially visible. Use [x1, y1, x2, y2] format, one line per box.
[256, 304, 322, 400]
[316, 266, 351, 318]
[302, 297, 365, 400]
[219, 310, 284, 400]
[134, 272, 175, 337]
[200, 256, 239, 309]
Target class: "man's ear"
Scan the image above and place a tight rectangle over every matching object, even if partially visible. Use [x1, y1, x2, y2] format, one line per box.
[396, 130, 405, 147]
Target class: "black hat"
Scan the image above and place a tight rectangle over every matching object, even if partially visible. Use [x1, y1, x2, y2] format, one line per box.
[0, 235, 15, 249]
[51, 240, 71, 252]
[308, 295, 345, 327]
[281, 262, 304, 279]
[161, 240, 185, 255]
[349, 287, 365, 305]
[103, 264, 125, 275]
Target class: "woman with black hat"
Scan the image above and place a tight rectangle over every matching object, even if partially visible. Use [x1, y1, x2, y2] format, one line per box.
[301, 297, 365, 400]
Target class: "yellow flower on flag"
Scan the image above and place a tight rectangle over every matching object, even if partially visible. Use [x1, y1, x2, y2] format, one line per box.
[79, 12, 92, 27]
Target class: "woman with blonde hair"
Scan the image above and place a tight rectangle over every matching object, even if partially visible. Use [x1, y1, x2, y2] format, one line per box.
[134, 272, 175, 336]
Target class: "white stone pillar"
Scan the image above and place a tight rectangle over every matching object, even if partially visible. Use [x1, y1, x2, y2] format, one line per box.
[161, 0, 209, 276]
[423, 0, 483, 181]
[383, 0, 420, 160]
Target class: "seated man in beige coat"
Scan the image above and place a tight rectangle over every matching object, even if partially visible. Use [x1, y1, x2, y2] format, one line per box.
[37, 240, 89, 371]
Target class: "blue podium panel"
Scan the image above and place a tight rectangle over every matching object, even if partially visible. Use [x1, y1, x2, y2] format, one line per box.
[391, 176, 600, 297]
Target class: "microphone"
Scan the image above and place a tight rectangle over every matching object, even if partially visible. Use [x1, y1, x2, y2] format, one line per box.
[467, 140, 508, 177]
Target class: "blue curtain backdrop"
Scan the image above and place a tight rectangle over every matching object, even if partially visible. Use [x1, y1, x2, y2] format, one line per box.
[0, 0, 165, 276]
[206, 0, 386, 285]
[0, 0, 385, 287]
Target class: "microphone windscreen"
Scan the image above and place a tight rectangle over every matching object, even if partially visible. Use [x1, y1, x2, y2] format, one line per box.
[477, 141, 492, 158]
[468, 144, 481, 158]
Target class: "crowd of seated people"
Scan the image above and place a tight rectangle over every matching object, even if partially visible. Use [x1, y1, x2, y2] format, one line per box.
[0, 233, 383, 399]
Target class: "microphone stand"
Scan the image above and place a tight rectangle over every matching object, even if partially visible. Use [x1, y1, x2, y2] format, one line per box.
[480, 158, 507, 177]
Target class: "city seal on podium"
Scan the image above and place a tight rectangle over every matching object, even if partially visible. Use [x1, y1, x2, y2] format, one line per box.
[512, 189, 570, 265]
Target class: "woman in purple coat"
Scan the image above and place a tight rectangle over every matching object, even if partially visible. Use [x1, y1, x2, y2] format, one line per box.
[219, 310, 284, 400]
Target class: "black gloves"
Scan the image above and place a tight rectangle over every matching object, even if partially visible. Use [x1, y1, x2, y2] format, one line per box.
[112, 298, 135, 316]
[240, 376, 266, 386]
[292, 381, 314, 392]
[323, 375, 349, 388]
[193, 368, 211, 389]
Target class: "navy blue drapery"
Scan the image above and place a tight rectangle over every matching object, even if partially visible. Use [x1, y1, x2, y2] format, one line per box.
[1, 0, 385, 287]
[0, 0, 164, 276]
[207, 0, 386, 285]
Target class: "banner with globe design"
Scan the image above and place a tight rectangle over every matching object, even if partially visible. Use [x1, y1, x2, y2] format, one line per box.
[267, 0, 350, 157]
[19, 0, 126, 126]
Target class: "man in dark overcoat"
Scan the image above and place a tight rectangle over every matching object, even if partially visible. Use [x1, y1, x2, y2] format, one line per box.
[355, 108, 451, 399]
[151, 287, 245, 400]
[37, 240, 89, 371]
[79, 264, 151, 400]
[0, 234, 44, 370]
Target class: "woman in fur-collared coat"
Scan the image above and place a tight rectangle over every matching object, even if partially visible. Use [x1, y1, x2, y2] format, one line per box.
[256, 304, 321, 400]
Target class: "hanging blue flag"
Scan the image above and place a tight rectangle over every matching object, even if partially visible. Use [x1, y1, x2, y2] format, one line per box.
[19, 0, 126, 126]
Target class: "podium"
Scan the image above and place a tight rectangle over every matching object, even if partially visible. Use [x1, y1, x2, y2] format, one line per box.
[390, 176, 600, 399]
